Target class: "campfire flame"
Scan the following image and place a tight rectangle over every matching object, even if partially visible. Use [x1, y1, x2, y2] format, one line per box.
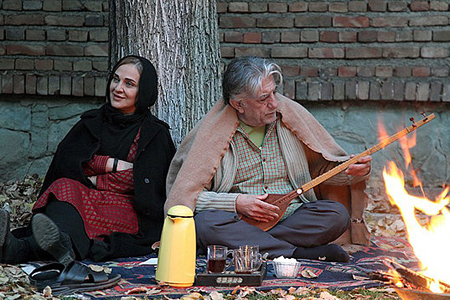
[382, 132, 450, 293]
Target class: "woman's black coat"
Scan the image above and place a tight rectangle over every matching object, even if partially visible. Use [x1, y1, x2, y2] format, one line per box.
[38, 107, 176, 261]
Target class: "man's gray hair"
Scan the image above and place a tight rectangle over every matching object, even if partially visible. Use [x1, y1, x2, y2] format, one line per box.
[222, 56, 283, 105]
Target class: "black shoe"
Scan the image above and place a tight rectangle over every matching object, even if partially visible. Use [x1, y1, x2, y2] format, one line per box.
[293, 244, 350, 263]
[32, 213, 75, 267]
[0, 209, 32, 264]
[0, 209, 10, 261]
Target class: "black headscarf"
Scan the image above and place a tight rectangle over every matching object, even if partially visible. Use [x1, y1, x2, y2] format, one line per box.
[99, 55, 159, 160]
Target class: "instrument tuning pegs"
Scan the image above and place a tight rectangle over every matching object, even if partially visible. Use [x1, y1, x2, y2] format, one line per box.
[420, 112, 428, 121]
[410, 117, 417, 128]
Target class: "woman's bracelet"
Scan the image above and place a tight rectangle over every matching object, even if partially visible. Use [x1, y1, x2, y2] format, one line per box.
[112, 157, 119, 172]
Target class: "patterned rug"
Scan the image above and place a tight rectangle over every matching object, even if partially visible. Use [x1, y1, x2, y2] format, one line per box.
[72, 236, 419, 299]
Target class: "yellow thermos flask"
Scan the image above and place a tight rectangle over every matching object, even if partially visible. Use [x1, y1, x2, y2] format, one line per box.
[155, 205, 196, 287]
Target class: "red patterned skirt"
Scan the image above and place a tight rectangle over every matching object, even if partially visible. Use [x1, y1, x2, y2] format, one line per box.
[34, 178, 139, 240]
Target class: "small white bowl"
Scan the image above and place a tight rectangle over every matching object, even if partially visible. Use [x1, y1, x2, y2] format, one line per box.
[272, 261, 301, 278]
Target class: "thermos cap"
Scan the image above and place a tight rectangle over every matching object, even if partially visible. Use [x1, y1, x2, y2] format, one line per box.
[167, 205, 194, 218]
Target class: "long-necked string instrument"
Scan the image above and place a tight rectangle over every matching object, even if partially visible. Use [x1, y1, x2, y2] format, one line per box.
[241, 113, 436, 231]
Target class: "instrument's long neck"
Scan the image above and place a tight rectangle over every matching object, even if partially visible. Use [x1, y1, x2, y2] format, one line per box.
[271, 113, 436, 207]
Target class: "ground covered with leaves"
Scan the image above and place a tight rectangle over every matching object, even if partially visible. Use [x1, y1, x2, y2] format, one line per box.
[0, 176, 404, 299]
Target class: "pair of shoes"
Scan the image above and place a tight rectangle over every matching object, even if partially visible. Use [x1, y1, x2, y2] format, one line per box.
[29, 261, 121, 295]
[32, 213, 75, 267]
[0, 209, 31, 264]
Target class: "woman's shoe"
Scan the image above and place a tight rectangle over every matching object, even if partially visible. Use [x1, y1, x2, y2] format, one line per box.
[0, 208, 32, 264]
[0, 209, 9, 261]
[32, 213, 75, 267]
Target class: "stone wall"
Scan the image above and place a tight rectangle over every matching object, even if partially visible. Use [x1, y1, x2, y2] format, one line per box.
[0, 96, 101, 180]
[0, 0, 449, 190]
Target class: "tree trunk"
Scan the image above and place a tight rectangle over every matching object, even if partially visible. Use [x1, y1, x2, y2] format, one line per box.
[110, 0, 222, 145]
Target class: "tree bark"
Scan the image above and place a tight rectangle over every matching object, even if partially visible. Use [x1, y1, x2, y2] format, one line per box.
[110, 0, 222, 145]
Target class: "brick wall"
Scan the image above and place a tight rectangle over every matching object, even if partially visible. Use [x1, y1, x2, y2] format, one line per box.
[0, 0, 109, 97]
[1, 1, 449, 102]
[218, 0, 450, 102]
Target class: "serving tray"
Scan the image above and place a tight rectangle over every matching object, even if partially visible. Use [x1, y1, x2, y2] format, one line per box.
[195, 261, 267, 287]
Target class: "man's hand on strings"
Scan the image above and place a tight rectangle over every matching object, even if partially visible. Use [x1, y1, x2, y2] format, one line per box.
[345, 155, 372, 176]
[236, 194, 280, 223]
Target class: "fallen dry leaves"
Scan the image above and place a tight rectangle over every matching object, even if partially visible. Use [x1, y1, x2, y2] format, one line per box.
[0, 174, 42, 230]
[165, 287, 400, 300]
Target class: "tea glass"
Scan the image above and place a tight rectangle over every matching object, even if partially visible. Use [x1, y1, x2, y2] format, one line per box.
[233, 245, 262, 274]
[207, 245, 231, 273]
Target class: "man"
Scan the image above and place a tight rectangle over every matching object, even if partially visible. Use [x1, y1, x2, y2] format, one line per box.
[166, 56, 372, 262]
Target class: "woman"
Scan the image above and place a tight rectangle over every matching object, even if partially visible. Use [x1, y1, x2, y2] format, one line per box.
[0, 55, 176, 265]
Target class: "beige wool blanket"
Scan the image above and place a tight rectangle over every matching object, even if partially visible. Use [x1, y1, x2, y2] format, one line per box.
[166, 93, 370, 245]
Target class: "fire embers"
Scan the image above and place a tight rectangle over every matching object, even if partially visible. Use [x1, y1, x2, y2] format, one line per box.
[386, 260, 450, 294]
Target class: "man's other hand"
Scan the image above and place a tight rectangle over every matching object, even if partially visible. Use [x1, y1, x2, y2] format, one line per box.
[236, 194, 280, 222]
